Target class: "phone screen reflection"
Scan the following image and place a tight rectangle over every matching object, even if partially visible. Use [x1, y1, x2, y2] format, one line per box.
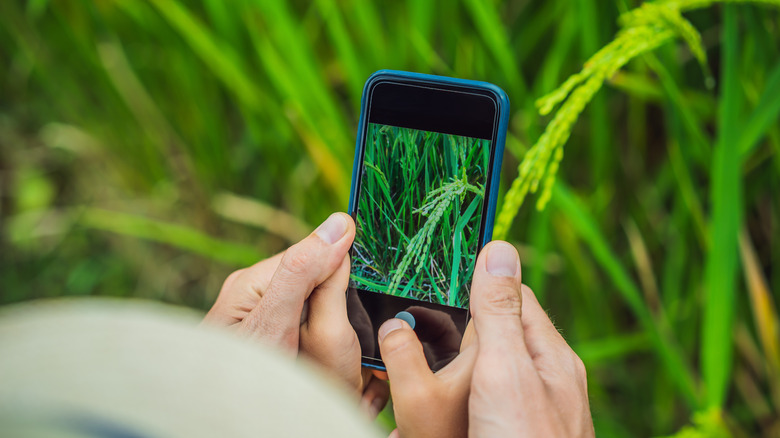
[347, 288, 465, 372]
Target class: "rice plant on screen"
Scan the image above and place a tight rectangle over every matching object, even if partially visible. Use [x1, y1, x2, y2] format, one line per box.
[350, 123, 489, 308]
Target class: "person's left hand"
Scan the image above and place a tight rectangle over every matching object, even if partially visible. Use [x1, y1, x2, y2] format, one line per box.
[203, 213, 389, 417]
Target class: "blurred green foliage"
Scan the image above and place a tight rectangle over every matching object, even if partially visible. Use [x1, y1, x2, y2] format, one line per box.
[1, 0, 779, 436]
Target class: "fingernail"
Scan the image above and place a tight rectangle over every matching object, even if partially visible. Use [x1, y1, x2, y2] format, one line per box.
[315, 213, 348, 244]
[378, 318, 405, 342]
[486, 241, 518, 277]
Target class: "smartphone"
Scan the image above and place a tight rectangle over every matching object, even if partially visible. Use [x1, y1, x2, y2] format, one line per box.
[346, 70, 509, 371]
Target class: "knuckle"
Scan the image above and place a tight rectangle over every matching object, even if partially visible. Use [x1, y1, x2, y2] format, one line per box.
[221, 268, 246, 291]
[281, 249, 311, 277]
[479, 285, 522, 315]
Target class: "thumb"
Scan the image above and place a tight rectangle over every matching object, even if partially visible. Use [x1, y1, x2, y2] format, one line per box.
[470, 241, 528, 357]
[377, 318, 434, 392]
[240, 213, 355, 350]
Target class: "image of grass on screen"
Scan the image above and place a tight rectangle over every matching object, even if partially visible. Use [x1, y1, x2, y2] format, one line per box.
[350, 123, 490, 309]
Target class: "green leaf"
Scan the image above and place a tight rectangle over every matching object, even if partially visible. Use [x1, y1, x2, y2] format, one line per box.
[552, 184, 700, 407]
[449, 196, 482, 306]
[80, 208, 262, 266]
[739, 60, 780, 156]
[701, 5, 743, 409]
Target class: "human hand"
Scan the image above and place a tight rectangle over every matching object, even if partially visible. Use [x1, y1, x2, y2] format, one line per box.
[376, 296, 478, 436]
[203, 213, 389, 414]
[468, 241, 594, 437]
[377, 241, 593, 437]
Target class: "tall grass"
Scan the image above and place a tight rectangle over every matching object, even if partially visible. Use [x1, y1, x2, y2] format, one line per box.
[1, 1, 779, 435]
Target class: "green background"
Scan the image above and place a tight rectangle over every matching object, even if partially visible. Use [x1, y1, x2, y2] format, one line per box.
[1, 1, 778, 436]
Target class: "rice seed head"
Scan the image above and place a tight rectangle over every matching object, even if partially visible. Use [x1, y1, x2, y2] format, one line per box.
[494, 0, 780, 240]
[387, 178, 483, 297]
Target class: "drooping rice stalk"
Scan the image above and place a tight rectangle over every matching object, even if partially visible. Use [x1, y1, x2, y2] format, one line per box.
[494, 0, 780, 239]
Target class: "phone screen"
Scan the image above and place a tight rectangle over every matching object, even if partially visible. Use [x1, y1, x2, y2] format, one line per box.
[350, 123, 490, 310]
[347, 78, 500, 370]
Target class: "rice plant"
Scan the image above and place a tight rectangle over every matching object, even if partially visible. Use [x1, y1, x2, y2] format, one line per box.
[349, 123, 489, 309]
[2, 0, 779, 435]
[494, 0, 780, 239]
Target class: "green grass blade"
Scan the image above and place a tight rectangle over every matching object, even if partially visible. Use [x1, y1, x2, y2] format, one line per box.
[80, 208, 262, 266]
[315, 0, 365, 103]
[344, 0, 386, 66]
[461, 0, 526, 96]
[739, 60, 780, 156]
[701, 5, 743, 409]
[553, 184, 700, 406]
[576, 0, 611, 184]
[144, 1, 261, 111]
[449, 196, 481, 306]
[645, 55, 711, 164]
[574, 331, 650, 365]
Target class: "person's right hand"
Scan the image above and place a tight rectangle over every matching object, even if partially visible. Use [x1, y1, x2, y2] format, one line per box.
[468, 241, 594, 437]
[378, 241, 594, 437]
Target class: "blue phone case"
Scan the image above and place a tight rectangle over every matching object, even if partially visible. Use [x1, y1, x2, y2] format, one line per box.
[348, 70, 509, 370]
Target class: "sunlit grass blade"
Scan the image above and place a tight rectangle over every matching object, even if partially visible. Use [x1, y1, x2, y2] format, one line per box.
[315, 0, 365, 103]
[80, 208, 262, 266]
[144, 0, 262, 111]
[243, 19, 348, 201]
[461, 0, 527, 96]
[211, 192, 311, 243]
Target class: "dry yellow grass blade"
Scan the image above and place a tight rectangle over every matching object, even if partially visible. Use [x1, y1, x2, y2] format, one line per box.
[624, 219, 661, 313]
[211, 192, 311, 243]
[738, 228, 780, 408]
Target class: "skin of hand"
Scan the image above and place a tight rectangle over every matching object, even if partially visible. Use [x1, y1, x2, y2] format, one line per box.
[378, 241, 594, 438]
[203, 213, 389, 417]
[469, 241, 594, 437]
[376, 297, 479, 437]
